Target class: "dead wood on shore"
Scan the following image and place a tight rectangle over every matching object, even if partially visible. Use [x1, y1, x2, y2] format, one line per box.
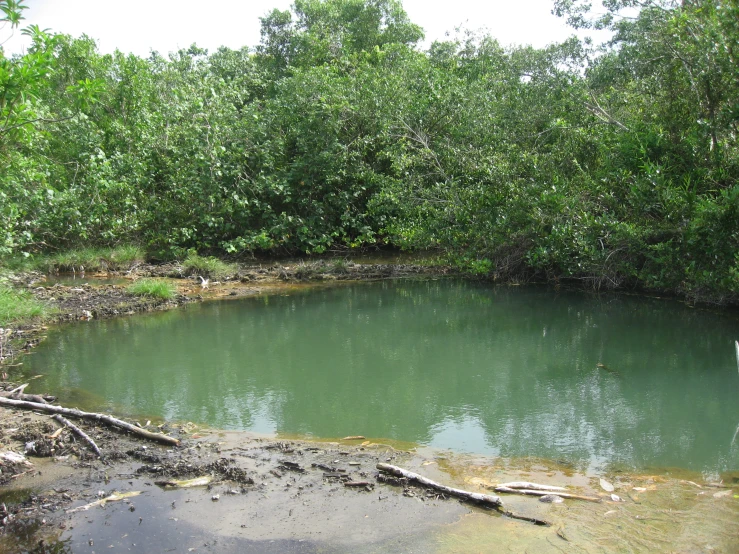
[52, 414, 104, 459]
[0, 383, 55, 404]
[495, 486, 602, 502]
[496, 481, 567, 492]
[0, 397, 179, 446]
[376, 463, 551, 526]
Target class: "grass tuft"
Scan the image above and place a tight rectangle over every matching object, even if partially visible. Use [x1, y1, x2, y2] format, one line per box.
[6, 245, 147, 274]
[127, 279, 176, 300]
[182, 251, 237, 280]
[0, 285, 49, 326]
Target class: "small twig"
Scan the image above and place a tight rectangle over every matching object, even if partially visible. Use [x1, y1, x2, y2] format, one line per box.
[52, 414, 103, 459]
[8, 383, 28, 397]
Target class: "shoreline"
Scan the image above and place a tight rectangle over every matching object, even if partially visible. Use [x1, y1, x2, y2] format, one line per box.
[0, 405, 737, 553]
[0, 260, 456, 364]
[1, 263, 738, 551]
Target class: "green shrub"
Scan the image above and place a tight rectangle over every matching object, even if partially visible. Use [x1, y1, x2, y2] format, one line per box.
[127, 279, 176, 300]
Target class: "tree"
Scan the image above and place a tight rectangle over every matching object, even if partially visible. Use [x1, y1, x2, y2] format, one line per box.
[258, 0, 423, 74]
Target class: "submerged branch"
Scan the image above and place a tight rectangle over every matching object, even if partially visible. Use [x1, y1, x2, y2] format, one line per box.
[495, 486, 602, 503]
[376, 463, 550, 526]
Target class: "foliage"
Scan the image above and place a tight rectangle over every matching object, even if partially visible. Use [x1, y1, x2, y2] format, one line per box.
[126, 279, 176, 300]
[0, 0, 737, 304]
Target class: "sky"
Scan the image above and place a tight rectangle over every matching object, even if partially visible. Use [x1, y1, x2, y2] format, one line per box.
[3, 0, 606, 57]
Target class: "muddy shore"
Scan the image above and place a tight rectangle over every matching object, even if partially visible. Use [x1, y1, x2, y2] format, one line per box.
[1, 262, 738, 552]
[1, 405, 737, 553]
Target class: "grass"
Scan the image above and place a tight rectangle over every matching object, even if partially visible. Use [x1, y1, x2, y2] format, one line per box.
[2, 245, 146, 274]
[0, 285, 49, 326]
[127, 279, 176, 300]
[182, 251, 237, 280]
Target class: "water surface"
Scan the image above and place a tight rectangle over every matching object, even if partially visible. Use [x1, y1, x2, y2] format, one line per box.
[24, 280, 739, 474]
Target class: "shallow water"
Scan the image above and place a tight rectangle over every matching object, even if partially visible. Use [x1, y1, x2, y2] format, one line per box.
[23, 280, 739, 474]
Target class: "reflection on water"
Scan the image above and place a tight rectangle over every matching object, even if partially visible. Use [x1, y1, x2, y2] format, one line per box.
[24, 280, 739, 473]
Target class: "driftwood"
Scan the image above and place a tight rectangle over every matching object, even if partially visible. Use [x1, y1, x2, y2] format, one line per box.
[52, 414, 104, 459]
[497, 481, 567, 492]
[0, 397, 179, 446]
[377, 463, 502, 508]
[0, 384, 55, 404]
[377, 463, 550, 526]
[495, 486, 602, 503]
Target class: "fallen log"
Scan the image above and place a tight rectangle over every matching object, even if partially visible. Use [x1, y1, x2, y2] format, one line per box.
[495, 486, 602, 503]
[52, 414, 104, 459]
[377, 462, 502, 507]
[0, 397, 179, 446]
[496, 481, 567, 492]
[377, 463, 503, 502]
[0, 384, 54, 404]
[0, 390, 53, 404]
[377, 463, 550, 526]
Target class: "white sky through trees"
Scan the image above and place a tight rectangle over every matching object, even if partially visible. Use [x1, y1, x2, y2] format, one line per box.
[4, 0, 608, 56]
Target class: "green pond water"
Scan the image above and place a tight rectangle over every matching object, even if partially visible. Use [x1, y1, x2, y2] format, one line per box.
[23, 280, 739, 474]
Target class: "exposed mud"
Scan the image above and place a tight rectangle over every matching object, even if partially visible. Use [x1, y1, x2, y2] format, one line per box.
[0, 407, 737, 553]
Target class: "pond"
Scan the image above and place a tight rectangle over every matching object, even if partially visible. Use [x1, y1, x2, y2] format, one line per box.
[23, 279, 739, 475]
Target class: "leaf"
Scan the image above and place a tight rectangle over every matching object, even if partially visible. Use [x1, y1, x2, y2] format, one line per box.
[600, 478, 615, 492]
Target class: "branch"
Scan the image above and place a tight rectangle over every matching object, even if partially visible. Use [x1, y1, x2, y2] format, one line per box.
[52, 414, 104, 459]
[0, 114, 77, 136]
[584, 92, 630, 132]
[0, 397, 180, 446]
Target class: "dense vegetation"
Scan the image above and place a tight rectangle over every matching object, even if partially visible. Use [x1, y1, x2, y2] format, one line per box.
[1, 0, 737, 303]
